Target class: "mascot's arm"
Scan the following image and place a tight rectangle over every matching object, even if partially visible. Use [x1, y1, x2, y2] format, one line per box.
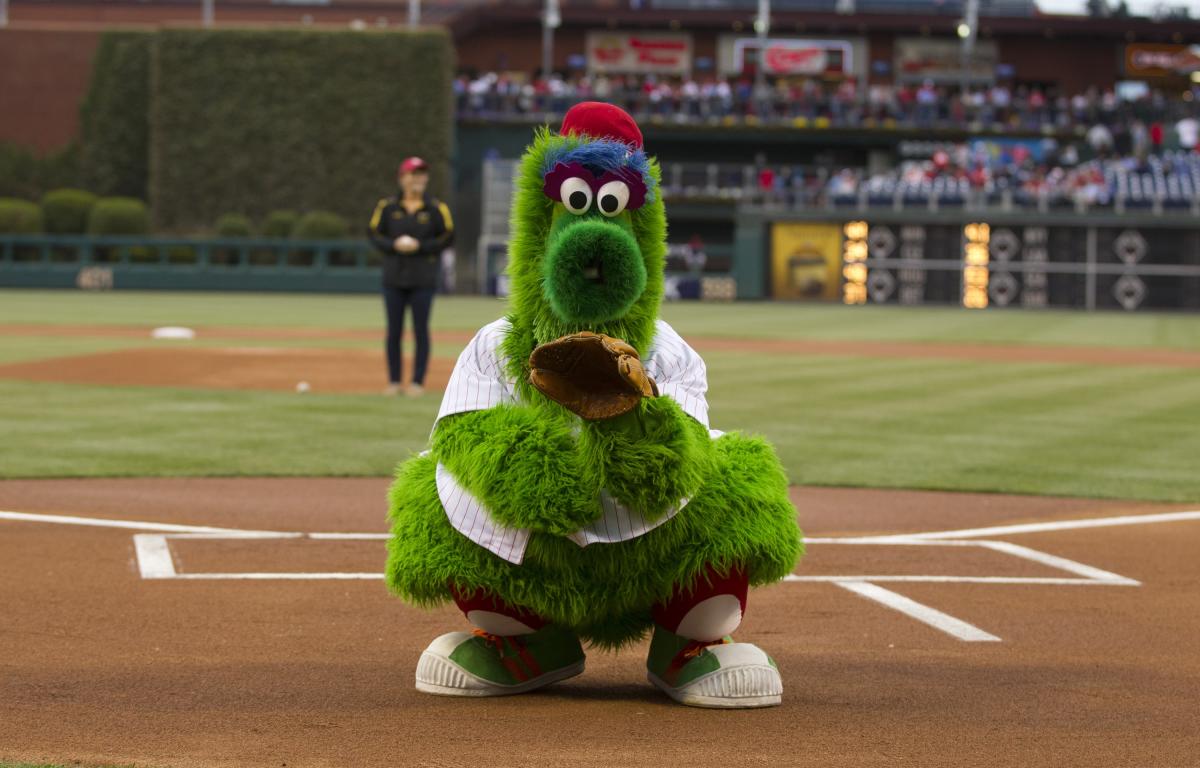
[581, 395, 714, 521]
[432, 405, 602, 536]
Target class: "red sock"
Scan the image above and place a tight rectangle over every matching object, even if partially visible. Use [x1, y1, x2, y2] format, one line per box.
[652, 564, 748, 633]
[449, 584, 548, 631]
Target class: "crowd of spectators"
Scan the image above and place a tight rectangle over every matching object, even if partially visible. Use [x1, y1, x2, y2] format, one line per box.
[455, 70, 1200, 137]
[822, 141, 1200, 208]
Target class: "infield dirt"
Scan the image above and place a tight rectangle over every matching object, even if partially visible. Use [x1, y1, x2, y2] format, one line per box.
[2, 478, 1198, 768]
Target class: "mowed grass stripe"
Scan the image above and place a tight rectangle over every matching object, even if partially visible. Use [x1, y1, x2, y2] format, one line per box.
[2, 353, 1198, 500]
[3, 290, 1200, 349]
[0, 290, 507, 333]
[706, 353, 1200, 501]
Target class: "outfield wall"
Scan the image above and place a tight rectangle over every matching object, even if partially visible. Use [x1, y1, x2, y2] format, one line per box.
[4, 212, 1198, 311]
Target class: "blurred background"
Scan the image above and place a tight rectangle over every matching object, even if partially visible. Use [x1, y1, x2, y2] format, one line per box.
[1, 0, 1198, 311]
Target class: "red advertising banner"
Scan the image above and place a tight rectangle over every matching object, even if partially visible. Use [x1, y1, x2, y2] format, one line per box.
[732, 38, 851, 76]
[586, 32, 692, 75]
[1125, 44, 1200, 77]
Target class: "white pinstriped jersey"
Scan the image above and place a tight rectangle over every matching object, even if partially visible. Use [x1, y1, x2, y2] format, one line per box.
[433, 318, 715, 564]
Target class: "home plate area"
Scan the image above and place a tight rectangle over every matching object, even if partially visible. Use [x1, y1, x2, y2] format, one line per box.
[5, 482, 1199, 767]
[103, 507, 1198, 644]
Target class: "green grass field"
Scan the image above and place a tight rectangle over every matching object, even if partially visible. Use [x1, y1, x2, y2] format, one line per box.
[1, 289, 1198, 502]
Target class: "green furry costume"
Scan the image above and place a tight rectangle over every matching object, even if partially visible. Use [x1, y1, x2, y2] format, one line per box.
[386, 120, 802, 650]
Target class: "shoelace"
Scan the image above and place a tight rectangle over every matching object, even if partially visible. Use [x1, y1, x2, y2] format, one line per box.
[663, 636, 732, 686]
[471, 629, 544, 681]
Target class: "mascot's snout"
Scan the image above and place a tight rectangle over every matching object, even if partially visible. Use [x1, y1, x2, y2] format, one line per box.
[544, 218, 646, 324]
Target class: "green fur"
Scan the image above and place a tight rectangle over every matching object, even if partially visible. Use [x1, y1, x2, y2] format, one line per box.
[387, 432, 802, 648]
[385, 118, 801, 649]
[543, 216, 647, 325]
[580, 396, 714, 522]
[432, 404, 602, 535]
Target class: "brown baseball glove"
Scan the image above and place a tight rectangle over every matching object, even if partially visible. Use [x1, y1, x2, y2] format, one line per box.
[529, 331, 658, 420]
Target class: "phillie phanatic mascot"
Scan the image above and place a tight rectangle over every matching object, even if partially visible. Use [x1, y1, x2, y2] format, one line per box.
[386, 102, 802, 708]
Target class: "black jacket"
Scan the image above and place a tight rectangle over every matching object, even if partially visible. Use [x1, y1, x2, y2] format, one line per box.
[367, 194, 454, 288]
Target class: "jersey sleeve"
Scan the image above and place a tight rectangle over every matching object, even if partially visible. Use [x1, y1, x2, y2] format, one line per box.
[435, 319, 516, 426]
[643, 320, 710, 428]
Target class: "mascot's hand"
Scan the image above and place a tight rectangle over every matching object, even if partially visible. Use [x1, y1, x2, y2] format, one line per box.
[529, 332, 658, 420]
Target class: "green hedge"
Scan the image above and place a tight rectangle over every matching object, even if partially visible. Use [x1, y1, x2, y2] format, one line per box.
[150, 28, 453, 232]
[87, 197, 150, 235]
[0, 198, 43, 234]
[40, 188, 98, 234]
[261, 210, 298, 238]
[0, 143, 81, 200]
[215, 213, 253, 237]
[79, 31, 153, 199]
[291, 210, 350, 239]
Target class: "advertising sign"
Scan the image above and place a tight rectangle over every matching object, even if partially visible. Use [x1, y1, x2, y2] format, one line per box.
[586, 32, 692, 75]
[895, 38, 997, 83]
[730, 38, 852, 76]
[770, 222, 843, 301]
[1124, 44, 1200, 78]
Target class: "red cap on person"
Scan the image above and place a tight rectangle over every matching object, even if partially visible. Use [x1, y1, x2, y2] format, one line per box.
[559, 102, 643, 149]
[399, 156, 429, 174]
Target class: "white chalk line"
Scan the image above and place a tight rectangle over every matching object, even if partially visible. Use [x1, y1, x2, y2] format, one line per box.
[170, 572, 384, 580]
[976, 540, 1138, 585]
[836, 581, 1002, 643]
[863, 509, 1200, 542]
[6, 506, 1197, 643]
[0, 509, 275, 535]
[784, 575, 1131, 585]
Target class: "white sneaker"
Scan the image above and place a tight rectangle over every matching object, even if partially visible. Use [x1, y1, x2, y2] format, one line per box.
[415, 628, 586, 697]
[646, 627, 783, 709]
[405, 383, 425, 398]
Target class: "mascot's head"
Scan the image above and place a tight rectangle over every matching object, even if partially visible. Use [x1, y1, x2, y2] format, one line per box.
[502, 103, 666, 386]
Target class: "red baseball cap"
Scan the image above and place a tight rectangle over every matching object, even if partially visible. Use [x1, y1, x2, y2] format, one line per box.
[560, 102, 643, 149]
[399, 156, 429, 174]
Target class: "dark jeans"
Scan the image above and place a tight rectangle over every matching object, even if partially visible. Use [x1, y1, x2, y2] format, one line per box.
[382, 284, 435, 385]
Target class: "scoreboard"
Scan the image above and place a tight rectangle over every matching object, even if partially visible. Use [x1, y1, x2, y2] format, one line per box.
[821, 217, 1200, 312]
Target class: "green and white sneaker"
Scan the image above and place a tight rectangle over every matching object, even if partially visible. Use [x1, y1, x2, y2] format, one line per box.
[415, 625, 586, 697]
[646, 625, 783, 709]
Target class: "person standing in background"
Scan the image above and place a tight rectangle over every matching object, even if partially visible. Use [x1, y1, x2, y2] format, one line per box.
[368, 156, 454, 397]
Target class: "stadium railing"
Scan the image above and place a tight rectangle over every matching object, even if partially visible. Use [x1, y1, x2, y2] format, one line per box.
[0, 235, 379, 292]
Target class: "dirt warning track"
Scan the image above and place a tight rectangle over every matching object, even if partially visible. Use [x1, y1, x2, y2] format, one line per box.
[1, 478, 1199, 768]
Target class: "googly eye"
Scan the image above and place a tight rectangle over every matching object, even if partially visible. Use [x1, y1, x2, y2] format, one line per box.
[596, 180, 631, 217]
[560, 177, 593, 215]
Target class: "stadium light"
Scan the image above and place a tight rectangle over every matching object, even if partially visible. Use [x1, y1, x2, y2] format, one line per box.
[959, 0, 979, 92]
[542, 0, 560, 81]
[754, 0, 770, 93]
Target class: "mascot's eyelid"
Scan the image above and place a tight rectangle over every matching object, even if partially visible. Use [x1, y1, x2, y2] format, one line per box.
[542, 162, 593, 202]
[543, 162, 648, 211]
[595, 169, 647, 211]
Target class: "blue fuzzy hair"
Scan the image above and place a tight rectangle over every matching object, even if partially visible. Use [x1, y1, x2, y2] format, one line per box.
[541, 137, 658, 203]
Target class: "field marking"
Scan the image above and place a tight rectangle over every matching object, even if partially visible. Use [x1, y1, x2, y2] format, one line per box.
[864, 509, 1200, 542]
[976, 540, 1138, 585]
[0, 509, 275, 535]
[4, 507, 1195, 643]
[785, 575, 1130, 585]
[836, 581, 1002, 642]
[169, 572, 384, 580]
